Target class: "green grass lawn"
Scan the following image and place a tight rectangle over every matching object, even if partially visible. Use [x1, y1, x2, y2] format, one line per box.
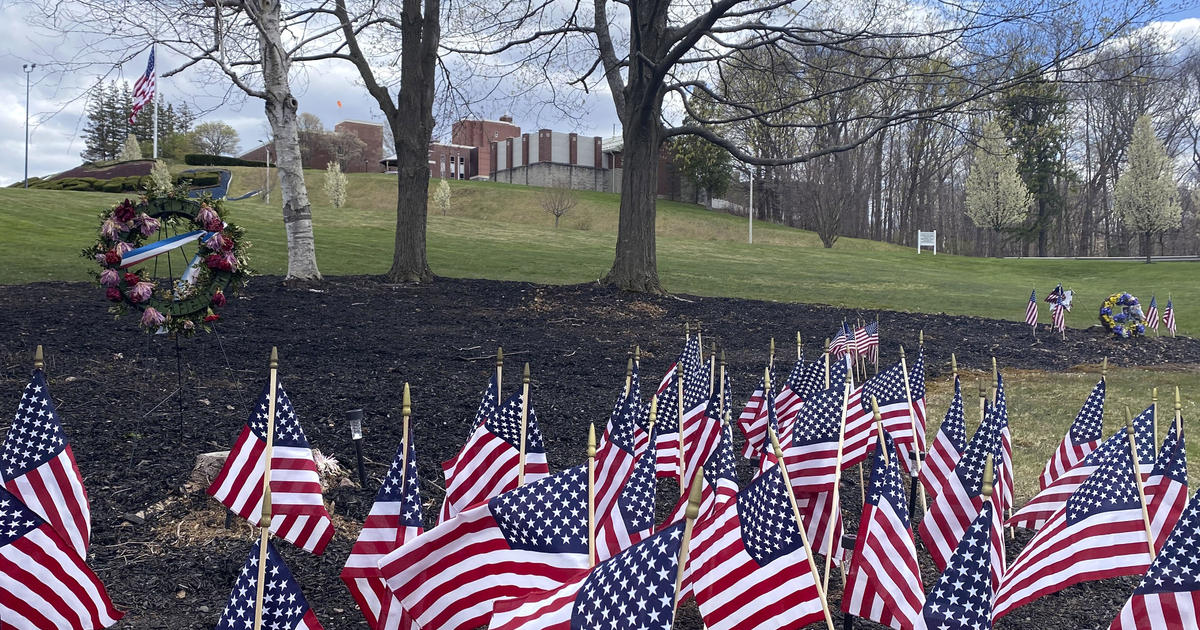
[1, 171, 1196, 335]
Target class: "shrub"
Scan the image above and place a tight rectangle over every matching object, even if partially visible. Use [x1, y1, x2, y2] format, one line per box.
[184, 154, 266, 167]
[101, 181, 124, 192]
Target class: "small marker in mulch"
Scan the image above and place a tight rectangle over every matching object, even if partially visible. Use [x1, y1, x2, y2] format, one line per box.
[841, 533, 857, 630]
[224, 510, 234, 529]
[347, 409, 368, 488]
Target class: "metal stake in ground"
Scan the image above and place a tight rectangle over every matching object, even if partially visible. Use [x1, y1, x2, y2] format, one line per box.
[174, 334, 186, 443]
[253, 346, 280, 630]
[347, 409, 367, 488]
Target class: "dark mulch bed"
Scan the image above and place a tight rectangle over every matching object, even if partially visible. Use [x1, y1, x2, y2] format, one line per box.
[0, 276, 1196, 629]
[51, 159, 156, 181]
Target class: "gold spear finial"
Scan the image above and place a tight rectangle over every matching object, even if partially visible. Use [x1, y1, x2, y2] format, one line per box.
[626, 357, 633, 380]
[770, 337, 776, 360]
[1101, 356, 1108, 379]
[269, 346, 278, 369]
[764, 366, 772, 391]
[634, 345, 641, 363]
[720, 349, 726, 366]
[1176, 386, 1182, 412]
[685, 322, 690, 338]
[523, 362, 530, 384]
[685, 465, 704, 519]
[919, 330, 924, 348]
[648, 395, 658, 429]
[588, 422, 597, 458]
[33, 345, 43, 370]
[951, 353, 958, 378]
[402, 382, 411, 417]
[496, 346, 503, 368]
[982, 455, 994, 498]
[899, 345, 906, 359]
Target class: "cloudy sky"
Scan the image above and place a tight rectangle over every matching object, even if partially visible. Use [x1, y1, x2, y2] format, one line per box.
[0, 3, 1196, 186]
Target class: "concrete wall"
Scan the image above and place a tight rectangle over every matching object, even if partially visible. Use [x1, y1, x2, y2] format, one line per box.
[492, 162, 612, 192]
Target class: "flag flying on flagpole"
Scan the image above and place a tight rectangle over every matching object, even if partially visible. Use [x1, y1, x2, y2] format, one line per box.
[1026, 289, 1039, 328]
[1039, 378, 1105, 491]
[206, 381, 334, 555]
[341, 433, 423, 630]
[842, 430, 924, 630]
[1109, 488, 1200, 630]
[1146, 297, 1160, 332]
[2, 368, 91, 561]
[0, 486, 122, 629]
[218, 536, 322, 629]
[130, 46, 155, 125]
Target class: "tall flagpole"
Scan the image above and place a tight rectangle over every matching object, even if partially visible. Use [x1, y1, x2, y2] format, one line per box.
[152, 45, 158, 159]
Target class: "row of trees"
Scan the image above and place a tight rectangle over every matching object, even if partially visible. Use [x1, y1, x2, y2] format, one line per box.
[81, 80, 244, 160]
[39, 0, 1178, 289]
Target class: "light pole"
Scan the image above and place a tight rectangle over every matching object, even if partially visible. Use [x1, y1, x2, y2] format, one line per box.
[22, 63, 36, 188]
[262, 141, 271, 204]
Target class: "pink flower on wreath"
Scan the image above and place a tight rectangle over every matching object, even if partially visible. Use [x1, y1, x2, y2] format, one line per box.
[101, 218, 123, 240]
[205, 252, 237, 272]
[204, 232, 228, 253]
[196, 205, 219, 225]
[114, 241, 134, 256]
[140, 307, 166, 328]
[105, 287, 122, 302]
[94, 253, 108, 265]
[129, 281, 154, 303]
[136, 213, 160, 237]
[100, 269, 120, 288]
[182, 319, 195, 331]
[113, 200, 137, 223]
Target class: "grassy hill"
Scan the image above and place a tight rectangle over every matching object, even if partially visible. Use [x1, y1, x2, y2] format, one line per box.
[1, 168, 1196, 334]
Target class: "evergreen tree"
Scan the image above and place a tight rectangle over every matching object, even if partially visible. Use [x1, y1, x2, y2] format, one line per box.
[81, 82, 125, 161]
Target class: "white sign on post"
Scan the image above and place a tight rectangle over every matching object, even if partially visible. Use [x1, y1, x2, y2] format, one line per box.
[917, 230, 937, 255]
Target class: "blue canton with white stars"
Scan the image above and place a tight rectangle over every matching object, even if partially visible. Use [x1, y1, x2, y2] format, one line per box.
[246, 383, 310, 449]
[1065, 431, 1140, 524]
[679, 337, 708, 410]
[940, 378, 967, 455]
[1134, 405, 1158, 466]
[954, 401, 1002, 497]
[704, 422, 739, 488]
[217, 538, 314, 629]
[375, 435, 423, 529]
[790, 381, 845, 448]
[0, 486, 45, 544]
[3, 370, 69, 480]
[792, 360, 827, 402]
[607, 388, 638, 455]
[922, 501, 998, 630]
[860, 361, 909, 414]
[738, 466, 804, 566]
[655, 372, 680, 434]
[468, 373, 501, 438]
[486, 391, 546, 452]
[1151, 422, 1188, 486]
[618, 427, 659, 532]
[570, 521, 684, 630]
[489, 464, 588, 554]
[1133, 490, 1200, 594]
[867, 431, 909, 524]
[1069, 380, 1106, 446]
[908, 350, 925, 401]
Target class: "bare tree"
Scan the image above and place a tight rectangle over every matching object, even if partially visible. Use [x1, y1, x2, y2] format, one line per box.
[28, 1, 324, 281]
[448, 0, 1164, 292]
[540, 186, 578, 228]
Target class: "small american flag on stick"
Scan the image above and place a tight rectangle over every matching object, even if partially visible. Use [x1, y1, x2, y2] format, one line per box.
[1164, 297, 1177, 336]
[1026, 289, 1039, 329]
[1109, 485, 1200, 630]
[1146, 297, 1160, 334]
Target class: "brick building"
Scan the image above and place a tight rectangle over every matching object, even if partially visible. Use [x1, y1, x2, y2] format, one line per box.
[239, 119, 385, 173]
[451, 115, 521, 175]
[491, 130, 613, 192]
[427, 143, 477, 179]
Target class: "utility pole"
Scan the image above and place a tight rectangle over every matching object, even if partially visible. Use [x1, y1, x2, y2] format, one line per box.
[748, 164, 754, 244]
[23, 63, 36, 188]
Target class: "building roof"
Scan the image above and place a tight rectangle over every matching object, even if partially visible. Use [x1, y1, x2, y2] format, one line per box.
[601, 136, 623, 152]
[335, 119, 384, 128]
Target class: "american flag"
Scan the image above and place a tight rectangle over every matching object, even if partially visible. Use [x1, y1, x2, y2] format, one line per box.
[380, 464, 591, 630]
[1145, 421, 1188, 553]
[438, 389, 549, 523]
[218, 537, 322, 630]
[1008, 406, 1154, 531]
[842, 359, 916, 469]
[628, 361, 651, 456]
[992, 428, 1155, 621]
[916, 499, 1003, 630]
[1045, 283, 1065, 304]
[341, 433, 422, 630]
[1164, 298, 1177, 335]
[595, 424, 657, 562]
[129, 46, 155, 125]
[678, 381, 729, 500]
[895, 348, 927, 475]
[488, 521, 686, 630]
[776, 358, 826, 429]
[919, 375, 967, 498]
[207, 382, 334, 555]
[1109, 487, 1200, 630]
[662, 413, 740, 531]
[1052, 301, 1066, 332]
[842, 430, 924, 630]
[736, 367, 776, 461]
[593, 383, 640, 525]
[829, 323, 854, 358]
[1039, 378, 1105, 491]
[653, 339, 708, 482]
[859, 321, 880, 366]
[1025, 289, 1039, 327]
[994, 372, 1014, 513]
[686, 464, 826, 630]
[0, 487, 122, 629]
[1146, 296, 1160, 332]
[796, 487, 846, 568]
[464, 372, 500, 439]
[918, 397, 1006, 574]
[777, 380, 847, 493]
[2, 368, 90, 560]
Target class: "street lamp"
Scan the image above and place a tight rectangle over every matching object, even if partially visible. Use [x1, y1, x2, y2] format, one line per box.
[261, 140, 271, 204]
[22, 63, 36, 189]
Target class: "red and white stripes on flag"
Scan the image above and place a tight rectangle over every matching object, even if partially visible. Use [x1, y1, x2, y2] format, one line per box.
[1109, 488, 1200, 630]
[439, 390, 549, 523]
[1145, 422, 1188, 553]
[379, 466, 591, 630]
[737, 372, 773, 461]
[842, 431, 923, 630]
[1052, 302, 1066, 332]
[1164, 298, 1177, 335]
[207, 382, 334, 555]
[1146, 297, 1160, 332]
[1026, 289, 1039, 327]
[2, 369, 91, 561]
[0, 488, 122, 629]
[1039, 378, 1105, 491]
[130, 46, 155, 124]
[919, 376, 966, 498]
[686, 465, 826, 630]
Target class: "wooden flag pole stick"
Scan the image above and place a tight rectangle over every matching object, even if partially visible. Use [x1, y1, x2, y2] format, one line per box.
[769, 428, 836, 630]
[33, 345, 44, 371]
[496, 346, 503, 394]
[769, 337, 776, 371]
[673, 467, 705, 609]
[1102, 357, 1108, 384]
[677, 362, 687, 496]
[400, 382, 412, 488]
[587, 422, 597, 567]
[1176, 387, 1183, 437]
[824, 339, 831, 389]
[1124, 407, 1158, 559]
[1152, 387, 1159, 444]
[719, 351, 726, 420]
[871, 396, 887, 462]
[685, 322, 690, 341]
[874, 315, 880, 375]
[978, 378, 987, 426]
[898, 346, 928, 516]
[991, 357, 999, 403]
[708, 349, 716, 398]
[820, 380, 852, 595]
[253, 347, 279, 630]
[797, 332, 803, 361]
[625, 355, 634, 398]
[696, 322, 702, 354]
[518, 363, 530, 486]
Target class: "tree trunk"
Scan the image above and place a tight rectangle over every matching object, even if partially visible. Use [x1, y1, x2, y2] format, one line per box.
[1144, 231, 1152, 264]
[604, 113, 663, 292]
[385, 0, 439, 283]
[260, 2, 321, 282]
